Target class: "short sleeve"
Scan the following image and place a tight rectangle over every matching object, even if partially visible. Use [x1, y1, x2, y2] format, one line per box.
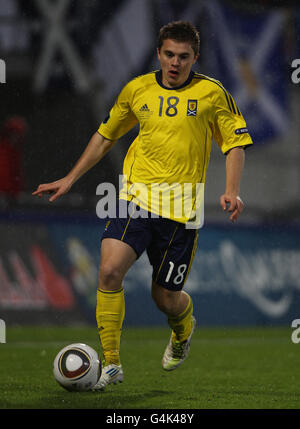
[98, 81, 138, 141]
[212, 85, 253, 154]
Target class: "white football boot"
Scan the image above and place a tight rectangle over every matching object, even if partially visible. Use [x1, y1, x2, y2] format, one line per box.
[93, 363, 123, 391]
[162, 316, 196, 371]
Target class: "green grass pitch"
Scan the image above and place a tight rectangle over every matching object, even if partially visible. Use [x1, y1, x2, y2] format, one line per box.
[0, 325, 299, 409]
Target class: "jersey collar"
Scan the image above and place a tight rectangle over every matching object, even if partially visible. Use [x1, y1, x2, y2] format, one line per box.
[155, 70, 194, 90]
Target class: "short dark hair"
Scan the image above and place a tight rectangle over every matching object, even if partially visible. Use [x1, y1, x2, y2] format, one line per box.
[158, 21, 200, 56]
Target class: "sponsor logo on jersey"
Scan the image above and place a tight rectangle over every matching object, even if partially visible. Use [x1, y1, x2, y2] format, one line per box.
[235, 127, 248, 135]
[187, 99, 197, 116]
[138, 103, 153, 120]
[139, 104, 150, 112]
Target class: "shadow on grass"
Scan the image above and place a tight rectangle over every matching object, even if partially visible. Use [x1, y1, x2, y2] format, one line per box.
[1, 388, 171, 409]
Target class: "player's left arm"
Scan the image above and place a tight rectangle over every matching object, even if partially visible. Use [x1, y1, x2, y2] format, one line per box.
[220, 146, 245, 222]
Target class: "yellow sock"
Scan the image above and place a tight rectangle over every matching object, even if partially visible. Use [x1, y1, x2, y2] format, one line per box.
[96, 287, 125, 366]
[168, 294, 193, 343]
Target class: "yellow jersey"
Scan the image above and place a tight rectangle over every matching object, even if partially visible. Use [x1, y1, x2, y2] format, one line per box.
[98, 70, 253, 227]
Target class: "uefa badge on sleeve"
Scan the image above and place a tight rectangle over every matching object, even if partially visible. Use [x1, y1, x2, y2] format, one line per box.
[187, 99, 197, 116]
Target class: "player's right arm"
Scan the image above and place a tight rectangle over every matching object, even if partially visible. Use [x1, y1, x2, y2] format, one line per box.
[32, 132, 115, 202]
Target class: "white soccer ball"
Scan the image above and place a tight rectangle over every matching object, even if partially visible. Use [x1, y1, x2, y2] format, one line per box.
[53, 343, 101, 391]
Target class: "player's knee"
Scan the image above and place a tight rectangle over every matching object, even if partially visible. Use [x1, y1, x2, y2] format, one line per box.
[99, 263, 123, 289]
[152, 287, 180, 315]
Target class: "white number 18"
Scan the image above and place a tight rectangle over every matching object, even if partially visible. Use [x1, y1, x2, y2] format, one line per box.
[165, 262, 187, 285]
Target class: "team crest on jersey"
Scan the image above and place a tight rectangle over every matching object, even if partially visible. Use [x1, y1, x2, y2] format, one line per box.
[187, 99, 198, 116]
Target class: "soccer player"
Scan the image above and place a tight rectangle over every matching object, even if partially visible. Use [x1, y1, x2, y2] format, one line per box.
[33, 21, 253, 390]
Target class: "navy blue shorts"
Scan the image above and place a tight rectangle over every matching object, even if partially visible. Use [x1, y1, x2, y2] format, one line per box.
[101, 200, 198, 291]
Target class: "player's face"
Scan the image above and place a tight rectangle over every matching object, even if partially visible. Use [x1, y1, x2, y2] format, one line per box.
[157, 39, 198, 88]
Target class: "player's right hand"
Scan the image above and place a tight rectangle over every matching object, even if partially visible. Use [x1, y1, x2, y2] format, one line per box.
[32, 177, 72, 202]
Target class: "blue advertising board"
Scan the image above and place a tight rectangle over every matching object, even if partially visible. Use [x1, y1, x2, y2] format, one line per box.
[1, 212, 299, 326]
[48, 219, 300, 326]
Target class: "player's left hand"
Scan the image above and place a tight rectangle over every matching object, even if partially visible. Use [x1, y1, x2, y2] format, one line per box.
[220, 194, 244, 222]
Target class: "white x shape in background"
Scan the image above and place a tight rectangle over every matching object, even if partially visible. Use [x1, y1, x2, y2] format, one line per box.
[33, 0, 90, 93]
[207, 0, 288, 135]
